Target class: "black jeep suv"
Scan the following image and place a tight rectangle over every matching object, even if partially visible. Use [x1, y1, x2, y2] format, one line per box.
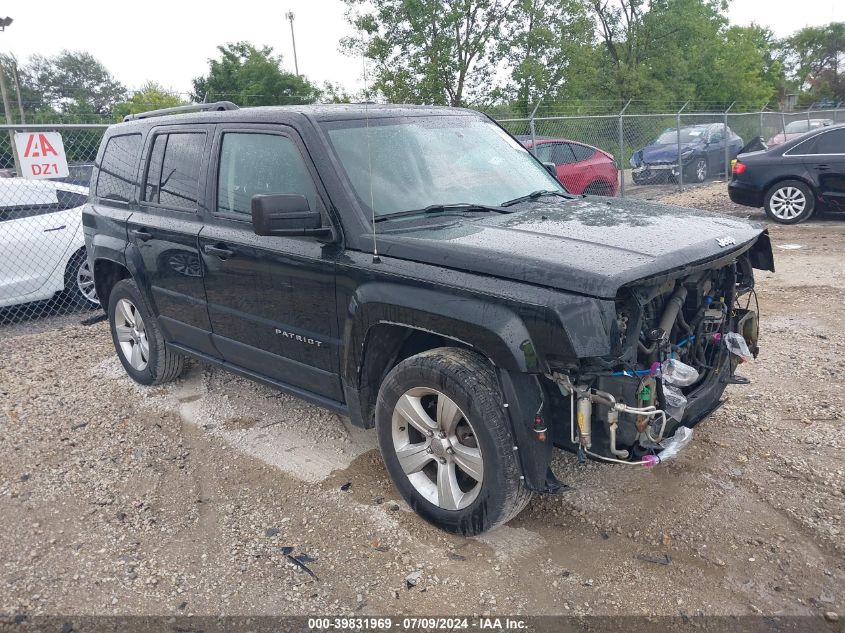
[84, 103, 774, 535]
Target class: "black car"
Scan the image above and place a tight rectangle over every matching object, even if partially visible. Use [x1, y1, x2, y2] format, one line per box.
[84, 103, 773, 535]
[631, 123, 744, 184]
[729, 123, 845, 224]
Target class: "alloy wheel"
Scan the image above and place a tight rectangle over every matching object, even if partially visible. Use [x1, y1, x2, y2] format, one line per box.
[75, 259, 99, 304]
[114, 298, 149, 371]
[769, 186, 807, 220]
[391, 387, 483, 511]
[696, 159, 707, 182]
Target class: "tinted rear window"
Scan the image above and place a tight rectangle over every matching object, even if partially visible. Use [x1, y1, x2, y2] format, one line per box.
[810, 129, 845, 154]
[96, 134, 141, 202]
[144, 132, 205, 209]
[570, 144, 595, 161]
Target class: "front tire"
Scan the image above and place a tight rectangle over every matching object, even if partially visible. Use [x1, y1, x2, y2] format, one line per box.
[764, 180, 815, 224]
[375, 348, 533, 535]
[108, 278, 184, 385]
[688, 157, 708, 183]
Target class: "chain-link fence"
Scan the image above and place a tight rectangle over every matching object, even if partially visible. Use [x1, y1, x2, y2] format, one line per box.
[497, 106, 845, 199]
[0, 124, 107, 326]
[1, 106, 843, 328]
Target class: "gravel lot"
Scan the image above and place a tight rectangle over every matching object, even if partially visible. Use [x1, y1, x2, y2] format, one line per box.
[1, 182, 843, 620]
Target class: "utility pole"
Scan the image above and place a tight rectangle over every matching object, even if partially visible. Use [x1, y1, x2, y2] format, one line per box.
[11, 56, 25, 123]
[286, 11, 300, 76]
[0, 16, 21, 176]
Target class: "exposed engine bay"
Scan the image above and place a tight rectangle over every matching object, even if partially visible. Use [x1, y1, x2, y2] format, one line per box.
[547, 251, 760, 466]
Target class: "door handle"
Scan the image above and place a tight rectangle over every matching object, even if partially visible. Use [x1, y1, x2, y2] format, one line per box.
[43, 225, 66, 233]
[131, 229, 153, 241]
[203, 244, 235, 258]
[817, 164, 831, 171]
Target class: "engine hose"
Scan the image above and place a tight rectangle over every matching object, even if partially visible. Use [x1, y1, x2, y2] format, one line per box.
[677, 308, 693, 334]
[655, 375, 667, 413]
[638, 339, 656, 355]
[658, 285, 688, 338]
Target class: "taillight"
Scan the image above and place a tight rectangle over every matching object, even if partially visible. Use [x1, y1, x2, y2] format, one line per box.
[733, 161, 746, 175]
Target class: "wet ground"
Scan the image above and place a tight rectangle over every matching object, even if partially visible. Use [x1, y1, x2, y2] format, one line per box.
[0, 183, 842, 619]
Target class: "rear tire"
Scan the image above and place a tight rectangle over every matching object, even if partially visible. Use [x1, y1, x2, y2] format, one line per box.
[584, 180, 613, 196]
[764, 180, 815, 224]
[375, 347, 533, 535]
[108, 278, 184, 386]
[64, 248, 99, 308]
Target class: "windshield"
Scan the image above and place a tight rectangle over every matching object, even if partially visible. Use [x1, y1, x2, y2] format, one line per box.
[655, 127, 708, 144]
[321, 115, 563, 218]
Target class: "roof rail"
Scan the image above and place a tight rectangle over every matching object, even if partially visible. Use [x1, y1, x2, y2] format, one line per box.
[123, 101, 239, 122]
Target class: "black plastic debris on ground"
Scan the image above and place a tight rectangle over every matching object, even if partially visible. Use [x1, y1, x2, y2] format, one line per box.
[80, 312, 107, 326]
[636, 553, 672, 566]
[280, 547, 318, 580]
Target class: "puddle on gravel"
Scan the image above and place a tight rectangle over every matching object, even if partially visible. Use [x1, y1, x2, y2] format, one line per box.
[171, 365, 377, 483]
[475, 525, 547, 561]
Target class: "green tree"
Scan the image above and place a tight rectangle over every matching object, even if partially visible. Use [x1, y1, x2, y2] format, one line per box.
[700, 25, 783, 106]
[112, 82, 187, 121]
[191, 42, 321, 106]
[586, 0, 780, 107]
[342, 0, 518, 106]
[320, 81, 354, 103]
[501, 0, 594, 114]
[588, 0, 729, 104]
[783, 22, 844, 103]
[23, 50, 126, 117]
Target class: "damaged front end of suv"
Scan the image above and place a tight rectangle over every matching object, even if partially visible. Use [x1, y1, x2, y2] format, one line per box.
[543, 235, 773, 468]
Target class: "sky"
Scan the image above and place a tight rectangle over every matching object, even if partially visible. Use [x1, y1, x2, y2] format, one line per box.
[1, 0, 844, 98]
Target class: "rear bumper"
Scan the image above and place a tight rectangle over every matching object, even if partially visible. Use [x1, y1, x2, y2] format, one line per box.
[728, 180, 765, 208]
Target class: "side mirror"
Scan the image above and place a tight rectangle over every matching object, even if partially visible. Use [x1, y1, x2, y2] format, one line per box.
[542, 162, 557, 177]
[251, 194, 330, 237]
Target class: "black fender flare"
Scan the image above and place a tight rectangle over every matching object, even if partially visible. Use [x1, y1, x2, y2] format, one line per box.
[340, 282, 562, 492]
[342, 281, 542, 383]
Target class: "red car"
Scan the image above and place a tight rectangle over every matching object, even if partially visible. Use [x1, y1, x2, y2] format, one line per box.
[766, 118, 833, 148]
[520, 137, 619, 196]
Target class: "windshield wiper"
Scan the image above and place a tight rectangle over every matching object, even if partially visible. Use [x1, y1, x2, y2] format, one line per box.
[500, 190, 571, 207]
[374, 203, 509, 223]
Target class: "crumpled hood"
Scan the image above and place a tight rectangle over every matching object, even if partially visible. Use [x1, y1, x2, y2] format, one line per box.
[373, 197, 769, 299]
[637, 142, 702, 164]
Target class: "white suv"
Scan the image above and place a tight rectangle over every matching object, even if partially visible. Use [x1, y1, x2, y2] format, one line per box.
[0, 178, 98, 309]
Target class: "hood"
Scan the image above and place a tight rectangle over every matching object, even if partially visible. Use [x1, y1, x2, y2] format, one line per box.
[373, 198, 767, 299]
[637, 141, 702, 164]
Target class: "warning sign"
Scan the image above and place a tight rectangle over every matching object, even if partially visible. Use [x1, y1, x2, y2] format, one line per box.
[14, 131, 70, 180]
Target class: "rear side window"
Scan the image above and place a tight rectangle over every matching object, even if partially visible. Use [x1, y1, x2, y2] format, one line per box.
[0, 186, 86, 223]
[217, 133, 317, 215]
[144, 132, 205, 209]
[96, 134, 141, 202]
[551, 143, 577, 165]
[808, 129, 845, 155]
[569, 144, 595, 161]
[533, 144, 553, 162]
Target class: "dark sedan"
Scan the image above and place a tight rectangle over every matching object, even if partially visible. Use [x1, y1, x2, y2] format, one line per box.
[729, 123, 845, 224]
[631, 124, 743, 184]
